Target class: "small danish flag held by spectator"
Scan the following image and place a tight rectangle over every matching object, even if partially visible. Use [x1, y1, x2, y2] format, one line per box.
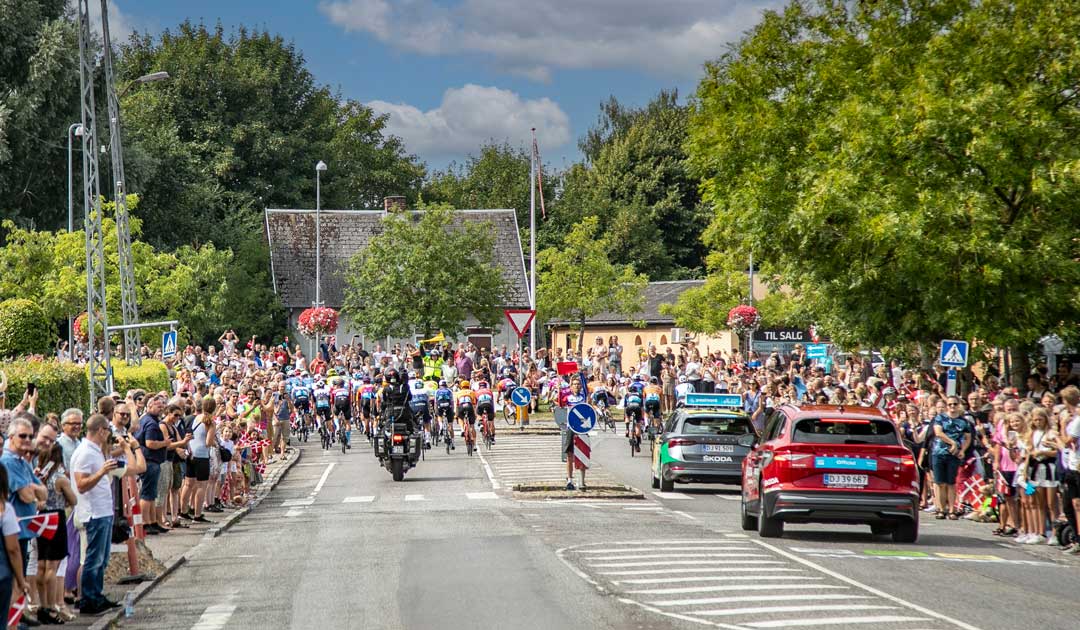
[20, 512, 59, 540]
[8, 594, 26, 627]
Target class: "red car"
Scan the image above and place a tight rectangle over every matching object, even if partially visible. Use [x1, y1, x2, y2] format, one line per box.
[740, 404, 920, 543]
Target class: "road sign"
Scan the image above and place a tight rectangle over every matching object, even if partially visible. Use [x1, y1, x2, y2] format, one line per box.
[567, 403, 597, 434]
[685, 393, 743, 409]
[504, 309, 536, 338]
[161, 330, 177, 360]
[806, 343, 828, 360]
[511, 386, 532, 407]
[946, 368, 958, 397]
[939, 339, 969, 368]
[573, 434, 591, 470]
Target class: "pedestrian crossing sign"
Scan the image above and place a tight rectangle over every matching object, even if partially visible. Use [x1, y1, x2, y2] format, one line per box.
[162, 330, 177, 359]
[938, 339, 968, 368]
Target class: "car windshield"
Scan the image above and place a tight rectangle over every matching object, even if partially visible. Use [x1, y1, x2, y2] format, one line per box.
[792, 418, 899, 445]
[682, 415, 753, 436]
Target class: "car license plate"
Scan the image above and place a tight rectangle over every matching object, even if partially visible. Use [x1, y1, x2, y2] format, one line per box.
[824, 474, 868, 488]
[392, 446, 403, 454]
[704, 444, 734, 453]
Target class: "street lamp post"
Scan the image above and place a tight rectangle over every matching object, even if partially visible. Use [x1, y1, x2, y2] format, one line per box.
[117, 71, 170, 98]
[314, 160, 327, 360]
[67, 122, 84, 357]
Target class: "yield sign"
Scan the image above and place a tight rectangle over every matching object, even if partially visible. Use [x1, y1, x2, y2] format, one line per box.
[504, 309, 536, 338]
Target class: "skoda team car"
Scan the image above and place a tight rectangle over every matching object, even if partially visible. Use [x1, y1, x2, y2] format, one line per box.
[740, 405, 919, 543]
[651, 394, 756, 492]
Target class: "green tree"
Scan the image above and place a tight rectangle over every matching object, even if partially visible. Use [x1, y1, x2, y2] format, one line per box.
[0, 0, 82, 228]
[686, 0, 1080, 354]
[0, 299, 54, 358]
[341, 204, 510, 340]
[537, 216, 648, 356]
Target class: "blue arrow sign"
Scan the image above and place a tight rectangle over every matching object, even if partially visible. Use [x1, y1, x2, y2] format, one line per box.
[511, 386, 532, 407]
[162, 330, 177, 360]
[806, 343, 828, 359]
[567, 403, 597, 434]
[939, 339, 969, 368]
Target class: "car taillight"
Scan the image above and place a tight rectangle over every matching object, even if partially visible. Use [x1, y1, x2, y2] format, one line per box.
[667, 439, 697, 448]
[882, 455, 916, 467]
[392, 434, 404, 443]
[774, 452, 813, 468]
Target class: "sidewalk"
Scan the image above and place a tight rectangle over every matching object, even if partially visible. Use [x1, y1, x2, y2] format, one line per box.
[52, 448, 302, 630]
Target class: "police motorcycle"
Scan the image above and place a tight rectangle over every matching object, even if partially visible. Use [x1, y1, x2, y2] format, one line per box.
[373, 368, 423, 481]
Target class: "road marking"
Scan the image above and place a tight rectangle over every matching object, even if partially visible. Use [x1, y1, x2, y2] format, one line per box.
[284, 508, 304, 517]
[724, 534, 750, 538]
[624, 506, 664, 511]
[585, 552, 758, 561]
[587, 539, 732, 545]
[597, 565, 790, 575]
[629, 584, 847, 596]
[343, 496, 375, 503]
[576, 544, 751, 553]
[466, 492, 499, 500]
[404, 494, 427, 501]
[590, 558, 771, 568]
[715, 495, 742, 501]
[653, 492, 693, 500]
[475, 443, 501, 490]
[650, 594, 872, 607]
[616, 576, 819, 585]
[744, 615, 929, 628]
[190, 594, 237, 630]
[751, 539, 984, 630]
[696, 604, 896, 617]
[281, 498, 314, 507]
[312, 463, 336, 495]
[672, 510, 698, 520]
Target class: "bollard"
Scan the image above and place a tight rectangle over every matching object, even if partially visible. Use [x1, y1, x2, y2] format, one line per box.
[117, 476, 149, 583]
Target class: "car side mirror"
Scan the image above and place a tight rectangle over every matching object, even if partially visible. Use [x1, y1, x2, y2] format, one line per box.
[737, 434, 757, 448]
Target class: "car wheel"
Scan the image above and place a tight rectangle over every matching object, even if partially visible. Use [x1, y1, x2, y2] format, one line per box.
[870, 523, 896, 536]
[740, 495, 757, 531]
[892, 518, 918, 543]
[659, 465, 675, 492]
[757, 493, 783, 538]
[651, 467, 660, 489]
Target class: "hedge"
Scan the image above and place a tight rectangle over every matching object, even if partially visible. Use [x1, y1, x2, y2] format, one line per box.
[0, 299, 54, 359]
[0, 358, 171, 416]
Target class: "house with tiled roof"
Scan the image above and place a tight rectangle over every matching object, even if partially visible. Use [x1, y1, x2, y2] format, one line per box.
[264, 198, 530, 352]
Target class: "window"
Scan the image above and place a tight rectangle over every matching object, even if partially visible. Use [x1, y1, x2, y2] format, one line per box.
[762, 410, 785, 442]
[682, 415, 754, 436]
[792, 418, 899, 445]
[660, 335, 667, 345]
[634, 335, 642, 346]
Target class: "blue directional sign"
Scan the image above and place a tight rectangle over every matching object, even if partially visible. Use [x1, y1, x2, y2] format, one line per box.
[806, 343, 828, 360]
[161, 330, 177, 360]
[567, 403, 597, 435]
[685, 393, 743, 409]
[511, 386, 532, 407]
[939, 339, 969, 368]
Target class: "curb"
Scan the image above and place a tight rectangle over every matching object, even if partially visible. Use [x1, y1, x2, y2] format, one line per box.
[512, 484, 645, 501]
[90, 447, 303, 630]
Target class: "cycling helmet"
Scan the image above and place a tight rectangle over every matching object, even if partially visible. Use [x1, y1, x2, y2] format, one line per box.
[650, 376, 659, 384]
[633, 374, 643, 382]
[385, 368, 401, 385]
[300, 370, 309, 377]
[327, 369, 337, 377]
[438, 380, 447, 387]
[460, 380, 470, 389]
[678, 374, 687, 383]
[353, 372, 362, 379]
[883, 386, 897, 395]
[363, 376, 371, 383]
[479, 381, 489, 389]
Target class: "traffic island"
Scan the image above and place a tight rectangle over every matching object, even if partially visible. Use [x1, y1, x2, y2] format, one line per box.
[512, 482, 644, 500]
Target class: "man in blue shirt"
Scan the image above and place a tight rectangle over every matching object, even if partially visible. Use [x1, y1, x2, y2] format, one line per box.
[135, 397, 170, 535]
[1, 417, 46, 572]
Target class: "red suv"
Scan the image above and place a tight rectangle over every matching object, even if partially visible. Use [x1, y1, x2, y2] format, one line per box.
[740, 404, 919, 543]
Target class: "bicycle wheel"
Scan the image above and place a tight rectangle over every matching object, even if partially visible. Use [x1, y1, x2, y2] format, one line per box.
[340, 429, 346, 454]
[503, 404, 516, 426]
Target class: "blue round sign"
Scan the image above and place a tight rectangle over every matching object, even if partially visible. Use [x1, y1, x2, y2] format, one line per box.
[511, 386, 532, 407]
[567, 403, 597, 435]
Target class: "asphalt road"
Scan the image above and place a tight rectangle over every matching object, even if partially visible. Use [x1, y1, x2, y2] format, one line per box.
[122, 427, 1080, 630]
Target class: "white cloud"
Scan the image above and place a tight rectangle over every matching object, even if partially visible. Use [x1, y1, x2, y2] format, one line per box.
[318, 0, 782, 80]
[368, 84, 571, 157]
[70, 0, 137, 43]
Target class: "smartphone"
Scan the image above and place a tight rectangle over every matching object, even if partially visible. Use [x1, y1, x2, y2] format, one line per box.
[26, 382, 36, 396]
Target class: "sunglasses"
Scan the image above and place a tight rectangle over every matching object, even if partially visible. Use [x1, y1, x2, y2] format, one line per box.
[117, 412, 131, 418]
[14, 434, 32, 440]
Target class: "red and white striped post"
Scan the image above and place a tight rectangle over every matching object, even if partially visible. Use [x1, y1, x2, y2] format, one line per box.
[573, 434, 590, 487]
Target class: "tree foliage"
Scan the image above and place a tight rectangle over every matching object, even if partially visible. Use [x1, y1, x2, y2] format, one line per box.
[685, 0, 1080, 349]
[0, 299, 54, 358]
[537, 216, 648, 355]
[342, 204, 510, 340]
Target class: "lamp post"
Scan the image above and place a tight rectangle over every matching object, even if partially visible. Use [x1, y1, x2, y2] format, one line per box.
[117, 71, 170, 98]
[747, 252, 754, 356]
[67, 123, 84, 357]
[314, 160, 327, 360]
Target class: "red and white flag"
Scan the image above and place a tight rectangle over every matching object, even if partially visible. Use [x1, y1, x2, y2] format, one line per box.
[8, 594, 26, 627]
[19, 512, 59, 540]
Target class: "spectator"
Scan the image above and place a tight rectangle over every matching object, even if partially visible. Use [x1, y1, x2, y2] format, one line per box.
[181, 398, 216, 524]
[931, 396, 973, 520]
[34, 443, 75, 624]
[1, 418, 45, 591]
[56, 409, 82, 607]
[160, 404, 190, 531]
[0, 466, 29, 628]
[1020, 407, 1059, 544]
[134, 397, 169, 536]
[993, 411, 1023, 538]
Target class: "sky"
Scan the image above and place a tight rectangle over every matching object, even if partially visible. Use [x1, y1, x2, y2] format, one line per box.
[105, 0, 782, 172]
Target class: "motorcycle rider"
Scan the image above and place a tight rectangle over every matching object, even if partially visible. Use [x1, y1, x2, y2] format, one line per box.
[379, 367, 415, 434]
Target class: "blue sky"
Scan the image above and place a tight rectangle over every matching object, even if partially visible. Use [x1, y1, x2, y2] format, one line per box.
[109, 0, 781, 172]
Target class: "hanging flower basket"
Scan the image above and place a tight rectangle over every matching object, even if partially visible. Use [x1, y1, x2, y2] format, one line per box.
[297, 307, 339, 337]
[73, 311, 104, 343]
[726, 305, 761, 336]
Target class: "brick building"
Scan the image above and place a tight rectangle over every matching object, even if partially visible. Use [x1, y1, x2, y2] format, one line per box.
[264, 199, 530, 354]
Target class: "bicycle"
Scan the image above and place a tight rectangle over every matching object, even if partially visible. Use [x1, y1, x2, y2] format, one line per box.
[501, 399, 517, 426]
[320, 420, 331, 451]
[338, 418, 348, 454]
[479, 408, 495, 450]
[627, 410, 643, 456]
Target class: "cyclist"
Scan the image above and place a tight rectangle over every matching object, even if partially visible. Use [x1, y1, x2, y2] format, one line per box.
[330, 374, 352, 449]
[313, 379, 332, 441]
[476, 380, 496, 444]
[434, 379, 455, 449]
[408, 374, 433, 449]
[359, 375, 377, 437]
[624, 375, 645, 449]
[455, 380, 477, 444]
[674, 373, 694, 406]
[589, 374, 613, 426]
[496, 369, 517, 416]
[351, 371, 365, 424]
[644, 376, 663, 436]
[290, 374, 312, 438]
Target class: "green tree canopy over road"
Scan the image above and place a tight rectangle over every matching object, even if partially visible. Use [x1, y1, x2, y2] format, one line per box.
[683, 0, 1080, 350]
[341, 204, 510, 341]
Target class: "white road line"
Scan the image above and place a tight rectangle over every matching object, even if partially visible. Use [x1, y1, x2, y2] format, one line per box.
[576, 544, 750, 553]
[628, 584, 847, 596]
[590, 558, 770, 568]
[342, 496, 375, 503]
[653, 492, 694, 500]
[744, 615, 929, 629]
[312, 462, 336, 495]
[281, 498, 314, 507]
[466, 492, 499, 500]
[724, 534, 750, 538]
[751, 539, 984, 630]
[596, 563, 788, 575]
[585, 552, 756, 561]
[650, 594, 872, 607]
[586, 539, 732, 545]
[404, 494, 427, 501]
[190, 595, 237, 630]
[715, 495, 742, 501]
[672, 510, 698, 520]
[474, 444, 501, 490]
[625, 506, 664, 511]
[284, 508, 304, 517]
[696, 604, 897, 617]
[616, 576, 819, 585]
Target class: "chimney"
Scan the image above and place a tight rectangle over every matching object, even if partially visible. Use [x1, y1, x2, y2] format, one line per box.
[383, 196, 406, 214]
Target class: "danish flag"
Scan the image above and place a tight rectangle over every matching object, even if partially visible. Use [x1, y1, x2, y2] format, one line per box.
[20, 512, 59, 540]
[8, 594, 26, 627]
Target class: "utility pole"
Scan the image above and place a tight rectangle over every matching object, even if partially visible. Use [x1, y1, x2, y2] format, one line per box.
[76, 0, 113, 402]
[529, 129, 538, 358]
[747, 252, 754, 356]
[99, 0, 141, 365]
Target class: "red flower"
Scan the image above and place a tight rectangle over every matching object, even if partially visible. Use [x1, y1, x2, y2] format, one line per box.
[297, 307, 339, 336]
[727, 305, 761, 335]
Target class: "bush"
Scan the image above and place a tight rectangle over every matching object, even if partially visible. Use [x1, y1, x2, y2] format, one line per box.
[1, 359, 88, 416]
[0, 299, 55, 359]
[112, 360, 170, 397]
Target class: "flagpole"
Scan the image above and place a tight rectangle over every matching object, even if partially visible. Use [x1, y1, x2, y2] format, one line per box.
[529, 129, 538, 361]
